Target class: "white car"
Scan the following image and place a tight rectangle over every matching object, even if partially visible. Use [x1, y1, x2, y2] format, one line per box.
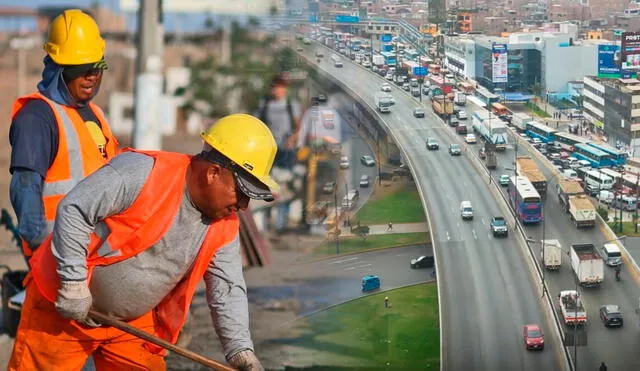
[362, 60, 372, 68]
[380, 83, 392, 92]
[339, 156, 350, 169]
[385, 73, 394, 81]
[361, 155, 376, 167]
[359, 175, 370, 188]
[457, 111, 468, 120]
[465, 133, 477, 144]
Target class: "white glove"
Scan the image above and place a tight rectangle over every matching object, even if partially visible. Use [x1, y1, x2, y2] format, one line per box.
[55, 280, 96, 326]
[228, 350, 264, 371]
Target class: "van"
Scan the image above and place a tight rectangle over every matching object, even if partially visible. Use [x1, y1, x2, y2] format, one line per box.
[600, 243, 622, 266]
[460, 201, 474, 220]
[577, 160, 591, 168]
[341, 190, 360, 210]
[567, 157, 580, 169]
[612, 195, 638, 211]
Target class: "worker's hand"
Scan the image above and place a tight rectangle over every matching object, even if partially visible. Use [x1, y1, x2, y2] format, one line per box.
[228, 350, 264, 371]
[55, 280, 93, 323]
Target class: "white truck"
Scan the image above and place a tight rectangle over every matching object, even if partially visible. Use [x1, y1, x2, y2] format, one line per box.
[374, 92, 392, 113]
[557, 180, 596, 228]
[570, 244, 604, 287]
[372, 54, 384, 66]
[558, 290, 587, 326]
[454, 91, 467, 106]
[541, 239, 562, 270]
[471, 111, 508, 150]
[511, 112, 533, 132]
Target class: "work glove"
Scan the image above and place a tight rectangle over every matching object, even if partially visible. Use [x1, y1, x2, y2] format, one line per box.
[55, 280, 100, 327]
[228, 350, 264, 371]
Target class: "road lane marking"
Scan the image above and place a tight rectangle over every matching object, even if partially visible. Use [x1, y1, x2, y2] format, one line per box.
[472, 229, 478, 240]
[330, 257, 358, 264]
[345, 264, 372, 271]
[446, 232, 451, 240]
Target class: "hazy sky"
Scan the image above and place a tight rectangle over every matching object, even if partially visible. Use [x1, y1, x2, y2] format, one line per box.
[0, 0, 278, 32]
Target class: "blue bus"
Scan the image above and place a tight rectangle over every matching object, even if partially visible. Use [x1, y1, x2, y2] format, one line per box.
[553, 131, 588, 152]
[572, 143, 613, 168]
[524, 122, 557, 143]
[380, 51, 396, 66]
[475, 86, 500, 106]
[508, 176, 543, 224]
[586, 142, 627, 166]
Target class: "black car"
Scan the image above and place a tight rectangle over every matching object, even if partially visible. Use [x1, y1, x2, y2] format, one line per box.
[599, 305, 623, 327]
[448, 117, 459, 127]
[410, 255, 434, 269]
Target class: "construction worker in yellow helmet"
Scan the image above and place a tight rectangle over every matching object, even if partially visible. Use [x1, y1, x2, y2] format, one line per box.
[9, 114, 278, 370]
[9, 9, 119, 264]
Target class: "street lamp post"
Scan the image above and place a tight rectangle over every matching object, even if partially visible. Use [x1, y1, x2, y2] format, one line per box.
[334, 188, 340, 255]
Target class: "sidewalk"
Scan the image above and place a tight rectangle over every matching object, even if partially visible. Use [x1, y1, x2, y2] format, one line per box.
[339, 222, 429, 237]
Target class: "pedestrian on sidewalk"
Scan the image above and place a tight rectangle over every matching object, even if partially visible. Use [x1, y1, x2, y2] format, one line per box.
[8, 114, 276, 371]
[384, 296, 390, 308]
[387, 222, 393, 232]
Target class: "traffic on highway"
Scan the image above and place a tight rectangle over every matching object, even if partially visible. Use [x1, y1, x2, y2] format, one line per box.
[297, 30, 567, 370]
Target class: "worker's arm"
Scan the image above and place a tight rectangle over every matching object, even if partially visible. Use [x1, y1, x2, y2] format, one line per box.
[53, 152, 153, 281]
[203, 233, 255, 360]
[9, 169, 49, 247]
[9, 100, 58, 249]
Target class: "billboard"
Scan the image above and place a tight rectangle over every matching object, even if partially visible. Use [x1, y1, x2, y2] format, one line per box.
[598, 44, 621, 78]
[335, 15, 359, 23]
[621, 32, 640, 70]
[492, 43, 508, 83]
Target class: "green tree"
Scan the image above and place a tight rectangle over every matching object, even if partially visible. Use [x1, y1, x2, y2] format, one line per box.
[351, 225, 371, 240]
[597, 206, 609, 222]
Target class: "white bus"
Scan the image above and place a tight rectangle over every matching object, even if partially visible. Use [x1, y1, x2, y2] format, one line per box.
[599, 168, 622, 183]
[584, 170, 614, 191]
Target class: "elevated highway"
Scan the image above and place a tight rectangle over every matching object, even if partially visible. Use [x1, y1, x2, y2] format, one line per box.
[299, 44, 567, 370]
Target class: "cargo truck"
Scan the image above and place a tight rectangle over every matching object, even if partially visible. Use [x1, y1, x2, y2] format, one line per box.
[485, 150, 497, 169]
[472, 111, 508, 151]
[558, 290, 587, 326]
[432, 95, 453, 118]
[570, 244, 604, 287]
[516, 156, 547, 195]
[372, 54, 384, 66]
[511, 112, 533, 132]
[557, 180, 596, 227]
[541, 239, 562, 270]
[374, 92, 392, 113]
[454, 91, 467, 106]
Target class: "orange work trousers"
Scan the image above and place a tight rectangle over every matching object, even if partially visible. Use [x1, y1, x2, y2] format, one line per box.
[8, 279, 166, 371]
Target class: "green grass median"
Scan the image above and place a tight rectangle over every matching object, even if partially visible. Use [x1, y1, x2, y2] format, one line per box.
[313, 232, 429, 257]
[283, 283, 440, 370]
[355, 189, 426, 225]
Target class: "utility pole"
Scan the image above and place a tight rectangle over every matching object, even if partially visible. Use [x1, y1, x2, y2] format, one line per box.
[334, 189, 340, 254]
[132, 0, 164, 150]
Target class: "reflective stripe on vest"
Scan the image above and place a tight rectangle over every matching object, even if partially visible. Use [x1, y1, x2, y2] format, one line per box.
[42, 101, 85, 198]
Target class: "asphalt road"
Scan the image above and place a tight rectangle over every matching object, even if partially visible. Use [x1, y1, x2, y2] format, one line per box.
[300, 44, 564, 370]
[247, 244, 433, 316]
[311, 97, 378, 214]
[461, 101, 640, 370]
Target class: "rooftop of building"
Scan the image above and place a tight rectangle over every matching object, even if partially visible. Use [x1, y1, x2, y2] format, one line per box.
[587, 75, 640, 94]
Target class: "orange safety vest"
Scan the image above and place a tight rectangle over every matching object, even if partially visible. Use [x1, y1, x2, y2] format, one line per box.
[29, 149, 240, 350]
[11, 92, 119, 257]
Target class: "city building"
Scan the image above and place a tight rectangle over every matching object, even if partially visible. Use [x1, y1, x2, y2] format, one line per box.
[583, 76, 640, 154]
[445, 30, 606, 95]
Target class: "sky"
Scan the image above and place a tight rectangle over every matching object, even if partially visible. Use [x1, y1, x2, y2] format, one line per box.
[0, 0, 283, 32]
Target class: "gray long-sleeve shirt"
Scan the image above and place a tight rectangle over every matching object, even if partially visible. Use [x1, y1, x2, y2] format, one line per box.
[52, 152, 252, 359]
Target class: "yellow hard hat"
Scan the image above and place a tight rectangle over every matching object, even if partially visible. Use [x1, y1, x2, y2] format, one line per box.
[44, 9, 105, 65]
[201, 114, 279, 194]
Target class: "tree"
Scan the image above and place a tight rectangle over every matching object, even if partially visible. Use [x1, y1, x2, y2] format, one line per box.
[597, 206, 609, 222]
[351, 225, 370, 240]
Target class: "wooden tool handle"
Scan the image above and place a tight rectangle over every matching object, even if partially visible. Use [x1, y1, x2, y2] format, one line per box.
[88, 309, 236, 371]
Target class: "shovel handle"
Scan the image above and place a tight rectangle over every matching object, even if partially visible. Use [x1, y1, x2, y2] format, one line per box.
[88, 309, 236, 371]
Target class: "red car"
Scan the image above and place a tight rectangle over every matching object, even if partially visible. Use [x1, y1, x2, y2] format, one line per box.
[523, 324, 544, 350]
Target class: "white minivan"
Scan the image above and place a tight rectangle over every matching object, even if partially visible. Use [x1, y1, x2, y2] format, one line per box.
[599, 243, 622, 266]
[460, 201, 474, 220]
